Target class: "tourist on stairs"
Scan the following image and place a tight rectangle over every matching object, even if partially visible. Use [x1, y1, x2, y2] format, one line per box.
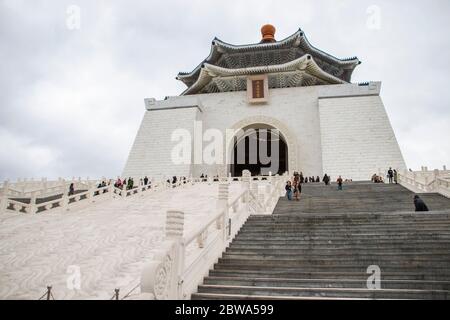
[414, 195, 429, 212]
[127, 178, 134, 190]
[388, 167, 394, 184]
[337, 176, 343, 190]
[285, 181, 292, 200]
[293, 181, 301, 201]
[323, 174, 330, 186]
[299, 172, 304, 184]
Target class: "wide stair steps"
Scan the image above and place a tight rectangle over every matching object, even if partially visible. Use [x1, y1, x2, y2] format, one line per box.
[192, 182, 450, 300]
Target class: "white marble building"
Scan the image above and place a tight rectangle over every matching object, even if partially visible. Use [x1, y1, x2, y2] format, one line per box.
[123, 25, 406, 181]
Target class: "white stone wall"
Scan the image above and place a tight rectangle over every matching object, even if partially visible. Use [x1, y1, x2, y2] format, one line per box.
[123, 81, 407, 181]
[318, 95, 406, 181]
[122, 107, 200, 180]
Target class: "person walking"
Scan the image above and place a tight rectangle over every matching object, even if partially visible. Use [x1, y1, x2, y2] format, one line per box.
[127, 178, 134, 190]
[293, 181, 301, 201]
[337, 176, 343, 191]
[285, 181, 293, 200]
[393, 169, 398, 184]
[323, 174, 330, 186]
[414, 195, 429, 212]
[387, 167, 394, 184]
[144, 176, 149, 186]
[68, 183, 75, 196]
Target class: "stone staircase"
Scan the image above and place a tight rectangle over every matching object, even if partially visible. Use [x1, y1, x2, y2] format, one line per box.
[192, 182, 450, 300]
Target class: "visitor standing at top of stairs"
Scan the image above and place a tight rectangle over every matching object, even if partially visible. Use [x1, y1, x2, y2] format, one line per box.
[337, 176, 343, 191]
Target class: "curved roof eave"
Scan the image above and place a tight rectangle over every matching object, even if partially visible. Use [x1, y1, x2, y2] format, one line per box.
[177, 28, 360, 86]
[181, 54, 347, 95]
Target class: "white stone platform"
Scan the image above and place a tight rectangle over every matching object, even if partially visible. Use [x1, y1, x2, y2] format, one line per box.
[0, 183, 242, 300]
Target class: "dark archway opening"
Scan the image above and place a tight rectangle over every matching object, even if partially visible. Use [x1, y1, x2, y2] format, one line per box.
[230, 127, 288, 177]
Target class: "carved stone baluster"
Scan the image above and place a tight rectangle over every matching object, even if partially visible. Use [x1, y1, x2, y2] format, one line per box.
[242, 170, 251, 203]
[196, 230, 207, 248]
[232, 201, 239, 213]
[216, 182, 229, 230]
[29, 191, 37, 214]
[141, 210, 185, 300]
[61, 187, 68, 212]
[0, 181, 10, 214]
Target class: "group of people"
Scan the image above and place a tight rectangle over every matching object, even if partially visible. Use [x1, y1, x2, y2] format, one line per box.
[166, 176, 188, 186]
[285, 172, 302, 201]
[285, 172, 340, 201]
[372, 167, 398, 184]
[114, 177, 135, 190]
[293, 172, 330, 185]
[115, 177, 152, 190]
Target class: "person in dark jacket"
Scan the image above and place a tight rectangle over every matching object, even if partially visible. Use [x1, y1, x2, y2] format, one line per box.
[68, 183, 75, 196]
[387, 167, 394, 184]
[299, 172, 304, 184]
[414, 195, 429, 212]
[337, 176, 343, 190]
[323, 174, 330, 186]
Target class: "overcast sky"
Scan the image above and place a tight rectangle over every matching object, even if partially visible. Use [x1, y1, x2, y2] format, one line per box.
[1, 0, 449, 180]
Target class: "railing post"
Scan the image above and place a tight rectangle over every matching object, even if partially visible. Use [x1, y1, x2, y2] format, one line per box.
[250, 181, 258, 195]
[196, 231, 206, 248]
[61, 185, 68, 212]
[85, 182, 92, 201]
[217, 182, 229, 235]
[165, 210, 185, 298]
[109, 184, 114, 198]
[46, 286, 52, 300]
[141, 209, 185, 300]
[0, 181, 9, 214]
[44, 177, 49, 195]
[29, 191, 37, 214]
[242, 170, 251, 203]
[89, 183, 97, 202]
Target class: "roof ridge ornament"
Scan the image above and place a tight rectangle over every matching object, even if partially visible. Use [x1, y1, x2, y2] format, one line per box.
[260, 24, 276, 43]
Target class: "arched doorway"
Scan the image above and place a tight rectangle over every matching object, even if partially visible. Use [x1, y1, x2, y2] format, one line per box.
[229, 124, 288, 176]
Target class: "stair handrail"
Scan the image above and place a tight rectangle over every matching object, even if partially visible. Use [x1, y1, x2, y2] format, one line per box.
[398, 170, 450, 198]
[140, 176, 284, 300]
[183, 187, 248, 247]
[0, 177, 198, 215]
